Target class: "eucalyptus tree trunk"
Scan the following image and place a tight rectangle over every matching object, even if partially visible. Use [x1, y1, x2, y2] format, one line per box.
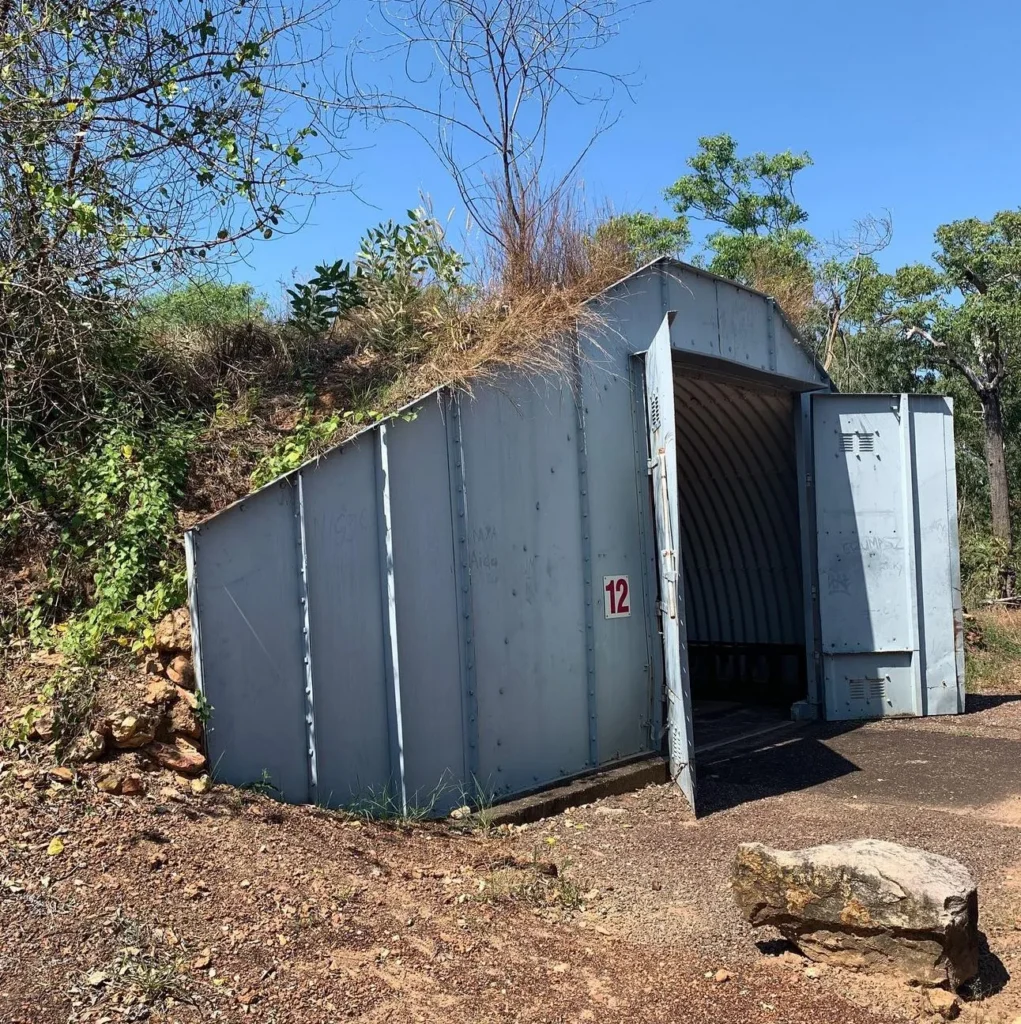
[980, 386, 1013, 551]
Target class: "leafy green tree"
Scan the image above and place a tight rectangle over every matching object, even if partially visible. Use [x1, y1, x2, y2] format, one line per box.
[664, 135, 891, 375]
[0, 0, 345, 455]
[665, 133, 815, 283]
[891, 212, 1021, 554]
[591, 211, 690, 270]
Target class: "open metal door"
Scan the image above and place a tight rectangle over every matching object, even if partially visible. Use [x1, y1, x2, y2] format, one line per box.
[811, 393, 965, 720]
[644, 313, 696, 810]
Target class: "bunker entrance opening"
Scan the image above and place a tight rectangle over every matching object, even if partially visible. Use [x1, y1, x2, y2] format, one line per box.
[670, 358, 809, 750]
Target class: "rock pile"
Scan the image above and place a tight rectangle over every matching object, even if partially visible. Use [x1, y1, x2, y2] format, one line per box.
[66, 607, 209, 795]
[732, 839, 980, 990]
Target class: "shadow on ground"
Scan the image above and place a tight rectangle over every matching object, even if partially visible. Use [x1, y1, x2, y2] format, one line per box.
[965, 692, 1021, 713]
[696, 723, 863, 816]
[965, 934, 1011, 1001]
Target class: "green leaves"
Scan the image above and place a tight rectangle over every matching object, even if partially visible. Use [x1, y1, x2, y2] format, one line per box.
[287, 260, 363, 333]
[591, 211, 690, 269]
[250, 413, 342, 488]
[666, 133, 813, 240]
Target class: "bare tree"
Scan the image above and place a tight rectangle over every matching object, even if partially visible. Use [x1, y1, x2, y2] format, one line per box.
[350, 0, 638, 288]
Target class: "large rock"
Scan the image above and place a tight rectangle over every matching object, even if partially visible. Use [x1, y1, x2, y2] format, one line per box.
[733, 840, 979, 989]
[109, 708, 160, 749]
[153, 608, 192, 655]
[149, 737, 206, 774]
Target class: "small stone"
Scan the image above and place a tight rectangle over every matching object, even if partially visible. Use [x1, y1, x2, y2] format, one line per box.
[165, 655, 195, 689]
[927, 989, 960, 1019]
[97, 772, 123, 795]
[713, 969, 733, 984]
[86, 970, 109, 987]
[148, 737, 206, 774]
[154, 608, 191, 655]
[143, 654, 165, 676]
[144, 678, 176, 705]
[449, 805, 472, 821]
[170, 700, 202, 740]
[159, 786, 186, 804]
[68, 729, 106, 763]
[29, 709, 55, 742]
[190, 774, 212, 795]
[121, 774, 146, 796]
[148, 851, 168, 871]
[48, 766, 74, 784]
[595, 807, 627, 817]
[110, 708, 160, 749]
[175, 686, 199, 710]
[803, 966, 823, 980]
[192, 949, 212, 970]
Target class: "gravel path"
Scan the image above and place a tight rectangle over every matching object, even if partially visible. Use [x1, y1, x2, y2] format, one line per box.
[3, 702, 1021, 1023]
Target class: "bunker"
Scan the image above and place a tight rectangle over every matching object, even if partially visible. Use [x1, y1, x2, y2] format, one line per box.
[186, 258, 965, 815]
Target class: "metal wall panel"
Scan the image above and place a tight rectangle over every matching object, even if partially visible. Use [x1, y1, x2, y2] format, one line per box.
[301, 434, 396, 805]
[578, 330, 659, 764]
[386, 397, 468, 808]
[813, 395, 914, 654]
[811, 393, 964, 720]
[188, 482, 310, 801]
[458, 377, 590, 798]
[909, 397, 966, 714]
[674, 370, 804, 646]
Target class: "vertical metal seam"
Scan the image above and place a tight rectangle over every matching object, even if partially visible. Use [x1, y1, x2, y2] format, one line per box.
[629, 354, 661, 748]
[898, 394, 924, 715]
[714, 280, 722, 355]
[376, 423, 408, 813]
[183, 529, 208, 724]
[795, 393, 822, 713]
[447, 392, 480, 785]
[766, 299, 778, 372]
[942, 397, 966, 709]
[573, 342, 598, 768]
[295, 472, 319, 803]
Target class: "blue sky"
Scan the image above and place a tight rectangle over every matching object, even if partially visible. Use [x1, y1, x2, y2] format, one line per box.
[236, 0, 1020, 302]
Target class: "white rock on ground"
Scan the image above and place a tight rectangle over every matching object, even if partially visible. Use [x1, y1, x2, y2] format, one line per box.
[732, 839, 979, 989]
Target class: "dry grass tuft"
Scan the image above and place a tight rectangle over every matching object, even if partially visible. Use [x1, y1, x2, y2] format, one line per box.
[966, 606, 1021, 694]
[147, 181, 638, 523]
[747, 248, 817, 336]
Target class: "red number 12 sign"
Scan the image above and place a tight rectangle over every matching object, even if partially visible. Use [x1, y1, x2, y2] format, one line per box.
[603, 575, 631, 618]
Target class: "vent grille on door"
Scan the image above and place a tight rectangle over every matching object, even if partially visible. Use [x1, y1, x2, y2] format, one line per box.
[839, 432, 876, 454]
[650, 394, 661, 430]
[849, 677, 886, 702]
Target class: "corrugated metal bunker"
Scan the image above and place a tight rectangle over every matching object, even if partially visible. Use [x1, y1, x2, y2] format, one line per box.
[186, 258, 965, 815]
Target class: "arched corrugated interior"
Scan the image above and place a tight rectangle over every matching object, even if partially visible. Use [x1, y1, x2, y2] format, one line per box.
[674, 369, 804, 646]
